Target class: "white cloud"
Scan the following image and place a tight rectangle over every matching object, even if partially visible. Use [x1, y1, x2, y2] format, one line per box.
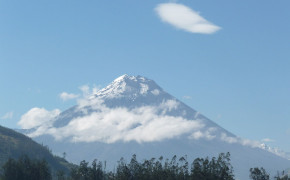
[1, 111, 13, 120]
[59, 84, 101, 102]
[155, 3, 221, 34]
[25, 97, 205, 143]
[190, 131, 203, 140]
[220, 133, 261, 148]
[189, 127, 217, 140]
[159, 99, 179, 113]
[20, 92, 270, 153]
[182, 96, 192, 100]
[151, 89, 160, 96]
[59, 92, 79, 101]
[220, 133, 238, 144]
[79, 84, 100, 98]
[20, 85, 268, 150]
[18, 108, 60, 129]
[80, 85, 90, 97]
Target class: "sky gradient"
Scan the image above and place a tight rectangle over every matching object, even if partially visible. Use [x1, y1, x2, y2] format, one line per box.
[1, 0, 290, 152]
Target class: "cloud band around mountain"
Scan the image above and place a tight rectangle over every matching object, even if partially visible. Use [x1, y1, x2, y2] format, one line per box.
[18, 84, 262, 149]
[18, 108, 60, 129]
[23, 98, 205, 143]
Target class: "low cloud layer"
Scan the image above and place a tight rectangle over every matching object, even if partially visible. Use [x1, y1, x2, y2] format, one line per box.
[18, 108, 60, 129]
[220, 133, 261, 148]
[20, 95, 265, 150]
[155, 3, 220, 34]
[27, 98, 205, 143]
[18, 85, 264, 148]
[189, 127, 217, 140]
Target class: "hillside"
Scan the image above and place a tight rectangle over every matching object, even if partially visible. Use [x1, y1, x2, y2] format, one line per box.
[0, 125, 72, 175]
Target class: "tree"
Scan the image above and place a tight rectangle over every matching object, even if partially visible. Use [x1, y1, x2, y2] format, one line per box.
[190, 152, 234, 180]
[275, 170, 290, 180]
[115, 157, 131, 180]
[56, 170, 66, 180]
[66, 152, 236, 180]
[69, 159, 105, 180]
[249, 167, 270, 180]
[90, 159, 104, 180]
[2, 155, 51, 180]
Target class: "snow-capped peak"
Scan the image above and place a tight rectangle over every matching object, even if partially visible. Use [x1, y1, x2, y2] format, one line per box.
[94, 75, 163, 99]
[112, 74, 130, 83]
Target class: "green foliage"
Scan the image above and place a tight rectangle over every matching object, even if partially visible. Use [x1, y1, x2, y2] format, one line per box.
[1, 151, 289, 180]
[56, 170, 66, 180]
[113, 153, 234, 180]
[191, 152, 234, 180]
[2, 155, 51, 180]
[69, 159, 105, 180]
[249, 167, 270, 180]
[0, 125, 71, 174]
[68, 153, 234, 180]
[275, 171, 290, 180]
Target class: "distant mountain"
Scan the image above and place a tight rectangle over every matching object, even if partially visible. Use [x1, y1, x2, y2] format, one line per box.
[0, 125, 72, 175]
[19, 74, 290, 179]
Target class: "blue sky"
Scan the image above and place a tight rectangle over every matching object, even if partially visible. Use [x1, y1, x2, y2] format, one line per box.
[0, 0, 290, 151]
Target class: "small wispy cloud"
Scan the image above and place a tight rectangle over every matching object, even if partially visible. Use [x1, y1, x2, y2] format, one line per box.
[59, 84, 100, 101]
[79, 85, 100, 98]
[262, 138, 275, 142]
[1, 111, 14, 120]
[182, 96, 192, 100]
[151, 89, 160, 96]
[59, 92, 79, 101]
[155, 3, 221, 34]
[220, 133, 261, 148]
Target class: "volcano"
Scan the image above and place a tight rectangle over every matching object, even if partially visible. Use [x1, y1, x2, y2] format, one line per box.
[20, 74, 290, 179]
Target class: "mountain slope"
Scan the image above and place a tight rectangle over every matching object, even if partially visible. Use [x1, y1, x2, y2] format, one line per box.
[0, 125, 71, 175]
[19, 74, 290, 179]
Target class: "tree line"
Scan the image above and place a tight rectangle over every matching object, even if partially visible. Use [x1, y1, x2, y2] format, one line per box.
[0, 153, 289, 180]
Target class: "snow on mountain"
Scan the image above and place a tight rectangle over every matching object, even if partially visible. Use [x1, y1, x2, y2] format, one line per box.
[19, 74, 290, 179]
[28, 74, 234, 144]
[94, 74, 155, 99]
[260, 143, 290, 160]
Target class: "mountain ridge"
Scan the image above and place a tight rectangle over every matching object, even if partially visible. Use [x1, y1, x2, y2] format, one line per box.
[0, 125, 72, 176]
[18, 74, 290, 179]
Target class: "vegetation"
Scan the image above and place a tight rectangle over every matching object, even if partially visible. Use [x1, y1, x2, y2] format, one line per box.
[249, 167, 270, 180]
[1, 125, 289, 180]
[249, 167, 290, 180]
[2, 155, 51, 180]
[1, 153, 234, 180]
[0, 125, 73, 177]
[275, 170, 290, 180]
[1, 152, 290, 180]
